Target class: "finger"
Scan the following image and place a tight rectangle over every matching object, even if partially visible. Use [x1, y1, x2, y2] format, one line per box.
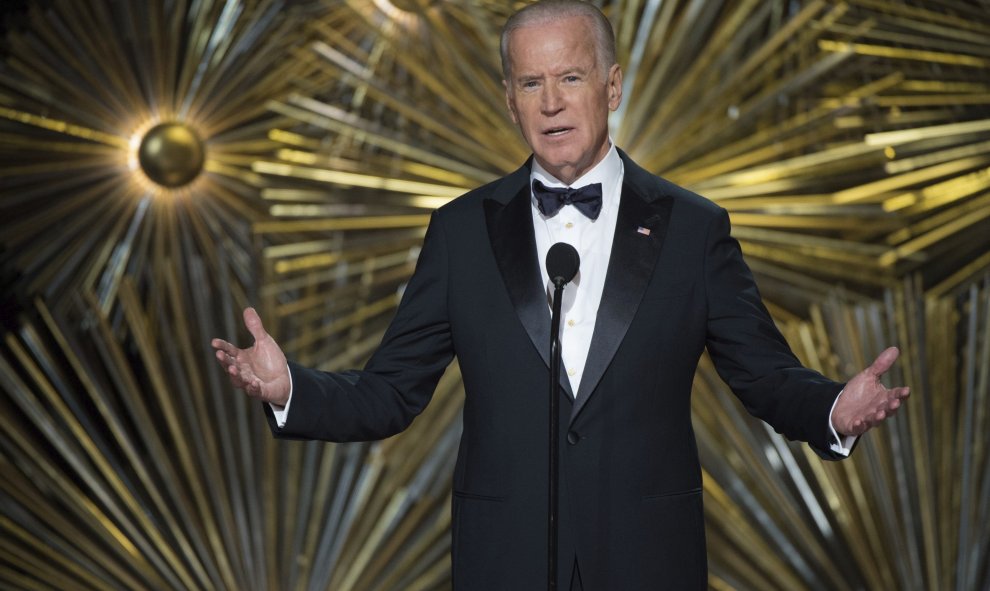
[212, 338, 240, 357]
[243, 307, 268, 343]
[892, 386, 910, 399]
[226, 364, 249, 389]
[869, 346, 900, 377]
[244, 377, 263, 398]
[216, 350, 243, 373]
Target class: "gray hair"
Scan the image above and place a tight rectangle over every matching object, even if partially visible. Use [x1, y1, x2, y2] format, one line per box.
[500, 1, 617, 81]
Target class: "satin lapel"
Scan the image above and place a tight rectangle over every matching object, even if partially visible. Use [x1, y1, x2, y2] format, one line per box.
[484, 168, 575, 399]
[571, 176, 672, 422]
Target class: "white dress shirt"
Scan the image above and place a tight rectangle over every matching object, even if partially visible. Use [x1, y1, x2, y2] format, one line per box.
[531, 144, 623, 397]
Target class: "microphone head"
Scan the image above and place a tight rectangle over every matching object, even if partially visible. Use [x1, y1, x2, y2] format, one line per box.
[546, 242, 580, 286]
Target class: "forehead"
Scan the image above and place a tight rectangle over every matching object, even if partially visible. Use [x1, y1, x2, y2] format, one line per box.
[507, 15, 597, 74]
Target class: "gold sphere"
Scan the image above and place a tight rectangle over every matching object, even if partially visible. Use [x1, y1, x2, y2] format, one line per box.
[137, 122, 205, 188]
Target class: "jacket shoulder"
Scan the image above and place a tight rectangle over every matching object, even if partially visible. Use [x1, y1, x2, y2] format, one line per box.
[436, 179, 497, 216]
[655, 176, 724, 219]
[436, 163, 531, 219]
[619, 149, 724, 220]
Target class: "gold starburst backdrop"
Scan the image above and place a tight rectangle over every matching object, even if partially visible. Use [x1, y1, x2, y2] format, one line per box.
[1, 0, 988, 589]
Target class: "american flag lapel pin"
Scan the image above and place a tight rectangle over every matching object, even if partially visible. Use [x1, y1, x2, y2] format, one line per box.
[637, 226, 651, 236]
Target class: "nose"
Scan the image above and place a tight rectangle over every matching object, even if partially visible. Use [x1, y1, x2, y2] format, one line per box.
[541, 84, 563, 116]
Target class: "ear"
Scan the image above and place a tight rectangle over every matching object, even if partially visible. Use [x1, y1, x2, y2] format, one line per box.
[606, 64, 623, 111]
[504, 79, 519, 124]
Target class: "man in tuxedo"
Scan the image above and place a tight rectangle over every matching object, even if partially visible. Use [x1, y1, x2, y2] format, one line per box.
[212, 1, 909, 588]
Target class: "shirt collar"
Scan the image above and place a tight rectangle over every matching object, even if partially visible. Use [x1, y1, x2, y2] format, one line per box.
[530, 142, 622, 215]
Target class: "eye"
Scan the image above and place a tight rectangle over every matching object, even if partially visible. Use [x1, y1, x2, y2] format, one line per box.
[564, 75, 581, 83]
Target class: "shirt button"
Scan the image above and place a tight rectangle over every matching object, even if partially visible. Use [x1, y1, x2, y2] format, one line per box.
[567, 319, 576, 327]
[567, 369, 576, 376]
[565, 222, 574, 229]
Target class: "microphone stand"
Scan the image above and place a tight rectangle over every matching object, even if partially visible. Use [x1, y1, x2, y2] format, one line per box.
[548, 278, 565, 591]
[545, 241, 578, 591]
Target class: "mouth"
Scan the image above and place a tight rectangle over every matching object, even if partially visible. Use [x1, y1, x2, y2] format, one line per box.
[543, 126, 573, 137]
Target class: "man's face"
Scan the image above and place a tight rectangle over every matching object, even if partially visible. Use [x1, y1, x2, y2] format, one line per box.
[504, 15, 622, 185]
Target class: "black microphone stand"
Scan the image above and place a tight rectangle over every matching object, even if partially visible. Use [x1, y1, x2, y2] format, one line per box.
[545, 242, 578, 591]
[548, 277, 565, 591]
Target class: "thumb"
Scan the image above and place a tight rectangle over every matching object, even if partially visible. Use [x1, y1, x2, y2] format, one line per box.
[243, 307, 268, 343]
[869, 346, 900, 377]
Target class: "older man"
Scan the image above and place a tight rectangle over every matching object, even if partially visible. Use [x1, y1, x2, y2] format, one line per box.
[213, 1, 908, 589]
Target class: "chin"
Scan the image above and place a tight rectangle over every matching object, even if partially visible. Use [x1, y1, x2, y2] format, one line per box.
[536, 149, 582, 174]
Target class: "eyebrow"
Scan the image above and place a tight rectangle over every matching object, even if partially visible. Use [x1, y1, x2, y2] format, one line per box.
[516, 66, 590, 82]
[553, 66, 591, 78]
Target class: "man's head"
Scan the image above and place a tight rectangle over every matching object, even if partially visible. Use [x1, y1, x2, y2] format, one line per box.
[501, 1, 622, 185]
[500, 1, 617, 82]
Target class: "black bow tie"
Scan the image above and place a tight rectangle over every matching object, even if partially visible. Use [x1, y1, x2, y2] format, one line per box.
[533, 179, 603, 220]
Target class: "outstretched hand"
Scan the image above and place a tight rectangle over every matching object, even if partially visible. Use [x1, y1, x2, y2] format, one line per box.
[832, 346, 910, 437]
[211, 307, 291, 406]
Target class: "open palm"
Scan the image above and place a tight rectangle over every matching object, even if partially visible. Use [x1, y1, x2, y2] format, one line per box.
[211, 307, 291, 406]
[832, 347, 910, 436]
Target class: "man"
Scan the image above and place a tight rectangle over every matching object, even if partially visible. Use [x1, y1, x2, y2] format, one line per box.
[212, 1, 909, 589]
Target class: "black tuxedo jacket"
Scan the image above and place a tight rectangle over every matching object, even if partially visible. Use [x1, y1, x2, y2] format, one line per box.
[268, 150, 845, 590]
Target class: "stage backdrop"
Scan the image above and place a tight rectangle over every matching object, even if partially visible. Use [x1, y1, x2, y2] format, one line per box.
[1, 1, 988, 589]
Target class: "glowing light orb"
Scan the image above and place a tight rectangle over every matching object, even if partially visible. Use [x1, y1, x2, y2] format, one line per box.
[137, 122, 205, 188]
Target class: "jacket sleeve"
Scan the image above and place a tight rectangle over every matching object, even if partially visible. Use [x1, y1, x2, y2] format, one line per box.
[702, 207, 846, 459]
[264, 209, 454, 442]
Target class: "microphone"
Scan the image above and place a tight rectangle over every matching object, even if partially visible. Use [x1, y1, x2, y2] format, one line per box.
[544, 242, 579, 591]
[546, 242, 580, 288]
